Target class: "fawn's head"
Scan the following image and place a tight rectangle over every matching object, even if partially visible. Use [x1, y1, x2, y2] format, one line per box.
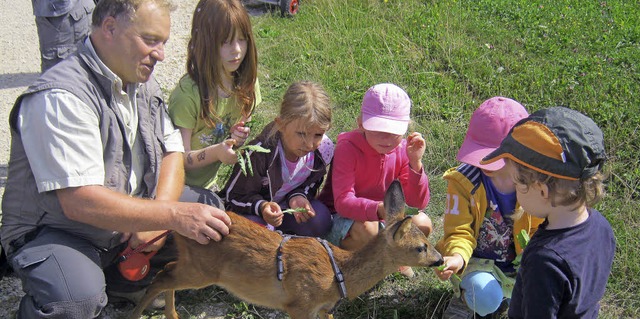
[381, 180, 443, 268]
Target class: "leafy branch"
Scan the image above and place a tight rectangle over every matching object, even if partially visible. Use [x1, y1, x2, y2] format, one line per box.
[235, 144, 270, 176]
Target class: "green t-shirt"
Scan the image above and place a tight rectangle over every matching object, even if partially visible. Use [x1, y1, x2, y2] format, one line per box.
[168, 76, 262, 189]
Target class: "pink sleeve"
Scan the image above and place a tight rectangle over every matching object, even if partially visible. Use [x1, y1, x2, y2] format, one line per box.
[331, 140, 380, 222]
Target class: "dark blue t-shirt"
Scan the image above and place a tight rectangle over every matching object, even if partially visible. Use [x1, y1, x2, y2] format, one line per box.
[508, 208, 616, 319]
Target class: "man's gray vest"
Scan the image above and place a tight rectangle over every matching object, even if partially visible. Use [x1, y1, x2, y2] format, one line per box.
[1, 40, 167, 255]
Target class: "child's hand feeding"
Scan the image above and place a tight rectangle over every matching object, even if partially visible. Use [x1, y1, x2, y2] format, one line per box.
[433, 254, 464, 281]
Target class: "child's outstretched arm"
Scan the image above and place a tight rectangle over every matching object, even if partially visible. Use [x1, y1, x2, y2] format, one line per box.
[435, 174, 478, 270]
[178, 127, 238, 169]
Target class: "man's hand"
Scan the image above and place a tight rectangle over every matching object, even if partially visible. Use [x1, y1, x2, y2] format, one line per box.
[171, 203, 232, 244]
[57, 186, 231, 245]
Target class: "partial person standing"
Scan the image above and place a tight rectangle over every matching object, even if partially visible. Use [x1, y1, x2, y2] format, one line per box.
[0, 1, 231, 318]
[32, 0, 96, 72]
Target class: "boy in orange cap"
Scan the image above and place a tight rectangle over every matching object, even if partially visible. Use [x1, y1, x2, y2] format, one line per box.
[481, 106, 615, 318]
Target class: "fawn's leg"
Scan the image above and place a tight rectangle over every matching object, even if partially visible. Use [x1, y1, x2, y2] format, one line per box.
[128, 262, 181, 319]
[285, 304, 317, 319]
[128, 282, 165, 319]
[130, 260, 217, 319]
[164, 289, 177, 319]
[318, 309, 334, 319]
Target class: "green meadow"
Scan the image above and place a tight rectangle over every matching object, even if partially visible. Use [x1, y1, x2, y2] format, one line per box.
[164, 0, 640, 318]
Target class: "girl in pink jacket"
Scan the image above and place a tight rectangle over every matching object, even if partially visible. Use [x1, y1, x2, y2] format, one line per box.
[320, 83, 432, 278]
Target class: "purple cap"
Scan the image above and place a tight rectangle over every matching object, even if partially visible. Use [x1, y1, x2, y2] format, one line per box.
[457, 97, 528, 170]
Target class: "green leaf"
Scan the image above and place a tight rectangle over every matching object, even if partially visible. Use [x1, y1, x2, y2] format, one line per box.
[235, 144, 269, 176]
[514, 230, 530, 267]
[238, 144, 271, 153]
[246, 153, 254, 176]
[517, 229, 530, 248]
[513, 254, 523, 266]
[282, 207, 309, 214]
[237, 152, 247, 176]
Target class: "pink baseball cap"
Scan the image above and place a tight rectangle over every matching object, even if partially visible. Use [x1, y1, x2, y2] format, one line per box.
[361, 83, 411, 135]
[457, 97, 528, 170]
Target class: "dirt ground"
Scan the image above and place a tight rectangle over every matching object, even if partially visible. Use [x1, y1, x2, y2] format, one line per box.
[0, 1, 283, 318]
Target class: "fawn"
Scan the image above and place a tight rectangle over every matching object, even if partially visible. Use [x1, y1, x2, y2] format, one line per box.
[129, 180, 443, 319]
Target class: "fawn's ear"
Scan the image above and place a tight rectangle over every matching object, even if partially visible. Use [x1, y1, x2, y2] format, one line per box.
[384, 180, 406, 222]
[393, 216, 413, 241]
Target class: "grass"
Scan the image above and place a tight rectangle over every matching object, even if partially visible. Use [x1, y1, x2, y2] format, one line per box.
[156, 0, 639, 318]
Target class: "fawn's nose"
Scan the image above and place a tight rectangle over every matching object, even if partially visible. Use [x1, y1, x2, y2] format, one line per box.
[430, 257, 444, 267]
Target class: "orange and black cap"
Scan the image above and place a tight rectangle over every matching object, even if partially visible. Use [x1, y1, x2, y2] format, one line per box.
[481, 107, 606, 180]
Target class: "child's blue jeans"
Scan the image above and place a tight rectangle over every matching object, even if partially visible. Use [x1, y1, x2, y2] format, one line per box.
[460, 271, 504, 316]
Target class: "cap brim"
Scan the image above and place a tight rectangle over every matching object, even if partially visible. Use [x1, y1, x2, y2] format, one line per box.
[362, 116, 409, 135]
[457, 139, 505, 171]
[480, 147, 509, 166]
[481, 137, 581, 181]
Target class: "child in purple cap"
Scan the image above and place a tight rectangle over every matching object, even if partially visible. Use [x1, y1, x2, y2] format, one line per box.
[319, 83, 433, 278]
[434, 97, 545, 318]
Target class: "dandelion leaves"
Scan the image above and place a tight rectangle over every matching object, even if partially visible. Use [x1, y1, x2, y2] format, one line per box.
[236, 144, 270, 176]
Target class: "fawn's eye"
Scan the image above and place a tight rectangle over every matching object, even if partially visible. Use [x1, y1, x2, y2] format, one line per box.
[416, 245, 427, 253]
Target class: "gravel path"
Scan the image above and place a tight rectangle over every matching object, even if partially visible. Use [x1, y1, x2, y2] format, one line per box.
[0, 1, 281, 318]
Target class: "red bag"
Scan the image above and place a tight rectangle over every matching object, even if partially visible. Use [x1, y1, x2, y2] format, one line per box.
[117, 245, 158, 282]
